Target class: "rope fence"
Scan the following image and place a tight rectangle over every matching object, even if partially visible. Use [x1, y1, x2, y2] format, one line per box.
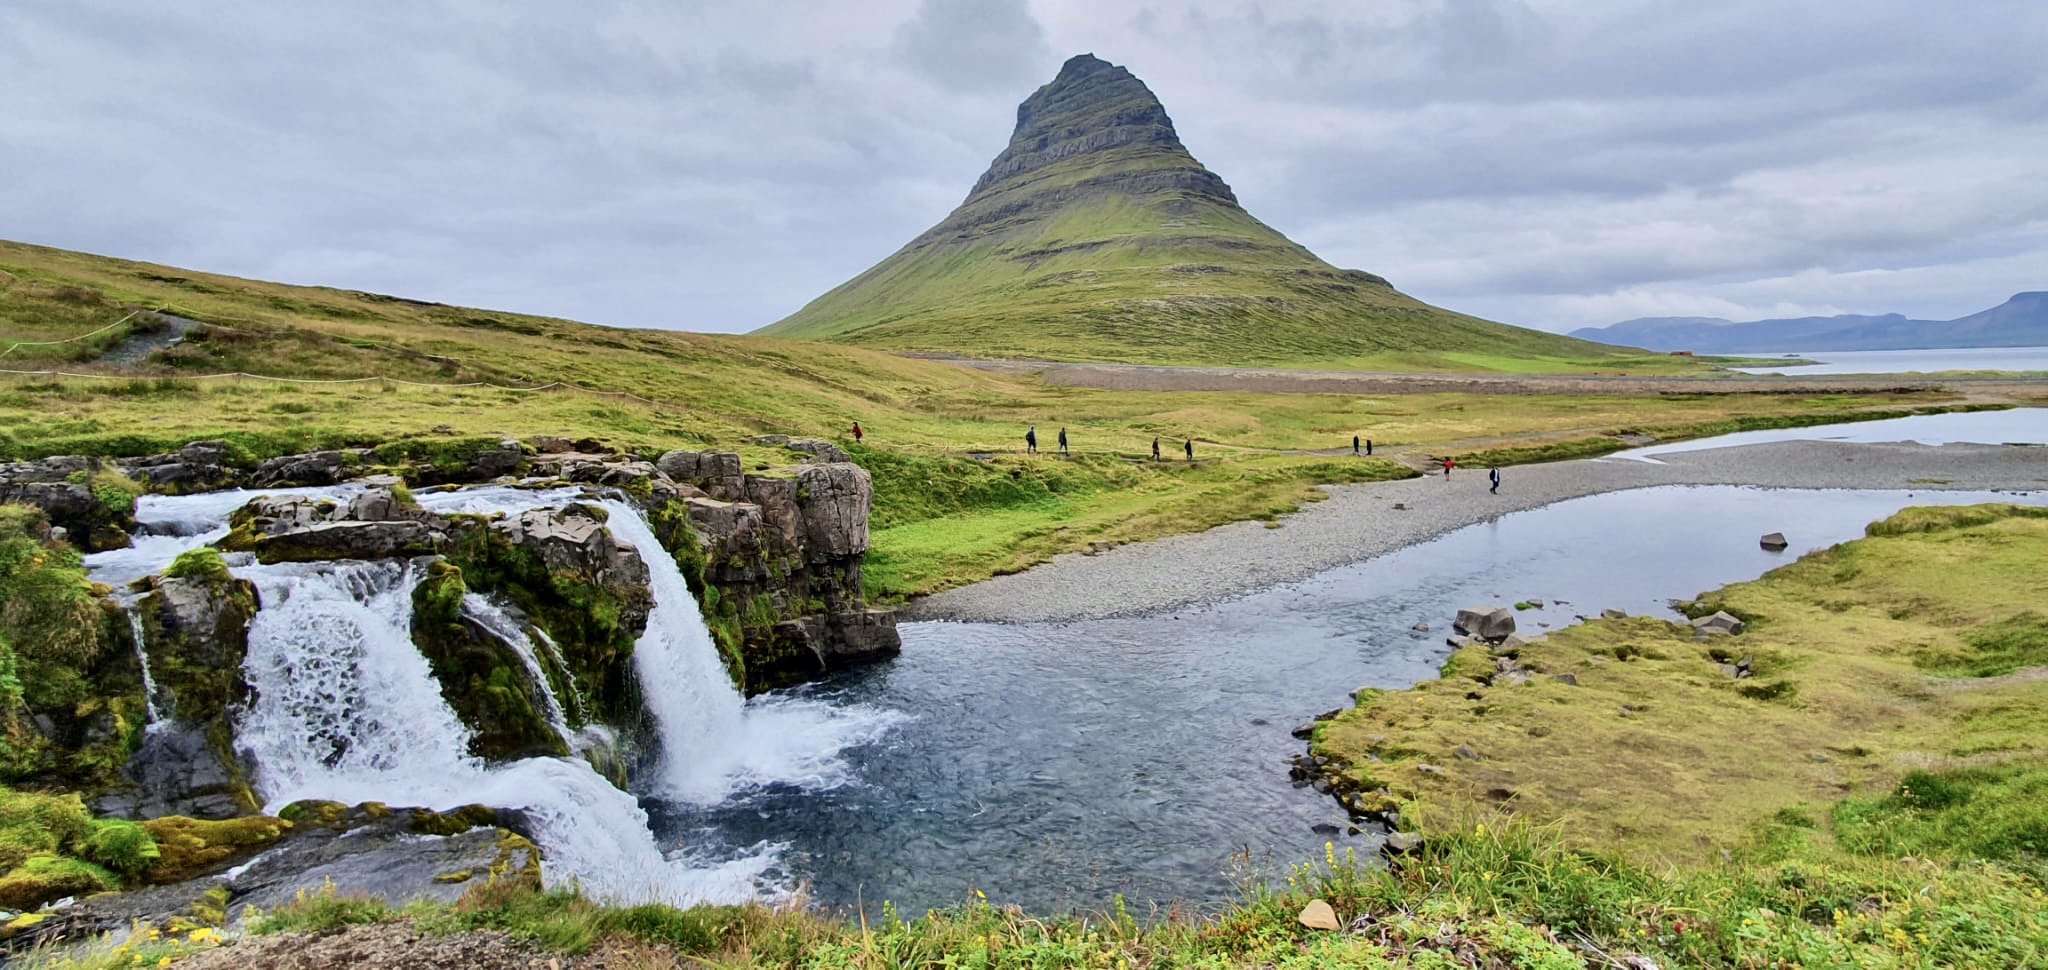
[0, 309, 149, 359]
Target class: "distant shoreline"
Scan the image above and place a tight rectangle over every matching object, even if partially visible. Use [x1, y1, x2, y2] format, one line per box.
[905, 438, 2048, 624]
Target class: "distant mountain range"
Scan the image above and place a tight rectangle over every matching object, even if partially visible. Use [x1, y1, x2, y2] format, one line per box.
[1570, 292, 2048, 353]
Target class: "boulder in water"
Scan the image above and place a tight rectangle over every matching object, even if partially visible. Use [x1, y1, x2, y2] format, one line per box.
[1452, 606, 1516, 641]
[1760, 532, 1789, 551]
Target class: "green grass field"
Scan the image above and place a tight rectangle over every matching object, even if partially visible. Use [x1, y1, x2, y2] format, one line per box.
[0, 239, 1991, 597]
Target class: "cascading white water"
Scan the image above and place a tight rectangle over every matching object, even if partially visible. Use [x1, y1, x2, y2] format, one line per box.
[460, 593, 575, 749]
[596, 499, 906, 803]
[85, 482, 905, 906]
[126, 610, 163, 725]
[531, 628, 587, 722]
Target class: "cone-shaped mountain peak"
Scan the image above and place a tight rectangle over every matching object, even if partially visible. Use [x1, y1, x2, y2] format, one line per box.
[758, 55, 1623, 368]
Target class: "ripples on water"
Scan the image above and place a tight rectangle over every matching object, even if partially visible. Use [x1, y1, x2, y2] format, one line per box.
[656, 485, 2048, 915]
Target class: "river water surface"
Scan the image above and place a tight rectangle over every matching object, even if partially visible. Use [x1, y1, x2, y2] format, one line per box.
[654, 485, 2048, 915]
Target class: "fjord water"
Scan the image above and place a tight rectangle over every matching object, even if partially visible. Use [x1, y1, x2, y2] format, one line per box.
[1605, 407, 2048, 462]
[1730, 346, 2048, 375]
[658, 486, 2048, 915]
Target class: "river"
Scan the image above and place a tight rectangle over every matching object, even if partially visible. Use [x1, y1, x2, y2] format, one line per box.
[653, 485, 2048, 915]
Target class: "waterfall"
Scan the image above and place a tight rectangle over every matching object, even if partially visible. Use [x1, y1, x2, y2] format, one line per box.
[84, 483, 905, 906]
[531, 628, 587, 722]
[596, 500, 906, 803]
[460, 593, 575, 749]
[126, 609, 164, 725]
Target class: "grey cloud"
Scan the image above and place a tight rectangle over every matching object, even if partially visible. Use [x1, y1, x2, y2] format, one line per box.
[895, 0, 1054, 93]
[2, 0, 2043, 334]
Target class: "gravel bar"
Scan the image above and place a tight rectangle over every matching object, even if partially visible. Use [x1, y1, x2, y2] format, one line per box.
[905, 440, 2048, 624]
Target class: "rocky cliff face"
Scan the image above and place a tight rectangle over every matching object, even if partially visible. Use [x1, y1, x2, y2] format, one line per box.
[652, 446, 901, 692]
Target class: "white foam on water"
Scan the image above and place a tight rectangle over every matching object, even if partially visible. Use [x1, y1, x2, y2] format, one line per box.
[86, 482, 904, 906]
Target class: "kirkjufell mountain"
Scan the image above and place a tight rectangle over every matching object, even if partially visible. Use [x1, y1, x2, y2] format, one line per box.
[759, 54, 1625, 367]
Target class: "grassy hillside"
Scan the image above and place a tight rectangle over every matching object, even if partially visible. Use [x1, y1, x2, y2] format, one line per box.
[759, 55, 1659, 372]
[0, 239, 1964, 597]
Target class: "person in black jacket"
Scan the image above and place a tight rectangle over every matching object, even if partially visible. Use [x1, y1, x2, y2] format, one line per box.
[1025, 426, 1037, 454]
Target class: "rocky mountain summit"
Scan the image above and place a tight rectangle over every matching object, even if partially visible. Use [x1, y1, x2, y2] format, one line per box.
[759, 54, 1615, 367]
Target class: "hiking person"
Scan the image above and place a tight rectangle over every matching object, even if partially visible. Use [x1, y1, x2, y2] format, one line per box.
[1185, 439, 1194, 461]
[1353, 435, 1360, 456]
[1058, 427, 1069, 455]
[1489, 466, 1501, 495]
[1026, 426, 1037, 454]
[1151, 437, 1161, 461]
[851, 421, 863, 443]
[1443, 457, 1454, 478]
[1366, 439, 1373, 456]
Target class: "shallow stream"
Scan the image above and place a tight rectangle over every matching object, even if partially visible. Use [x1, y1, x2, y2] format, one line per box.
[656, 485, 2048, 915]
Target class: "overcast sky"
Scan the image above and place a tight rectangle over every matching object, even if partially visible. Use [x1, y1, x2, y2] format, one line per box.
[5, 1, 2044, 334]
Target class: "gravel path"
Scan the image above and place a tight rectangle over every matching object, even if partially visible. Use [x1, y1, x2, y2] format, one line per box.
[906, 440, 2048, 623]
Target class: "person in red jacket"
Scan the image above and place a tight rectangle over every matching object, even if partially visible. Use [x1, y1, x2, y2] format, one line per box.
[851, 421, 863, 443]
[1443, 456, 1454, 478]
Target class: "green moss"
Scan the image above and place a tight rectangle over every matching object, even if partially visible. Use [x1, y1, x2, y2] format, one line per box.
[161, 547, 232, 583]
[444, 530, 640, 727]
[408, 804, 499, 837]
[0, 852, 115, 909]
[140, 813, 292, 884]
[408, 562, 567, 760]
[276, 799, 350, 828]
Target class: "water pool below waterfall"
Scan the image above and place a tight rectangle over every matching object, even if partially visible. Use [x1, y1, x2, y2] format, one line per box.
[87, 482, 2048, 916]
[654, 485, 2048, 915]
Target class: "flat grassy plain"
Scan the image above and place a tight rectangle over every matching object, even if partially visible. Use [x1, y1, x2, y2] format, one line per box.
[1, 240, 1992, 598]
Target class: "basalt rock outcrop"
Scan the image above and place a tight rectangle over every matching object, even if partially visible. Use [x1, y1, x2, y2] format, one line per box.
[654, 450, 901, 692]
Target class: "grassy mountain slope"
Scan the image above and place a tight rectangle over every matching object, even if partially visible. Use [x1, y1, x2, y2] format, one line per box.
[760, 54, 1642, 370]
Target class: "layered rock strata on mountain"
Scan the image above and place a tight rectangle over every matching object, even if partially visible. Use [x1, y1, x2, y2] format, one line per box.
[759, 54, 1612, 365]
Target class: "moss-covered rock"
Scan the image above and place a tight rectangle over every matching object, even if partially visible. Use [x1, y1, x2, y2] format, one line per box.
[409, 561, 568, 761]
[445, 508, 651, 726]
[140, 813, 292, 884]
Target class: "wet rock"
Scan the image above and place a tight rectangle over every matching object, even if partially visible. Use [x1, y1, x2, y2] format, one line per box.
[250, 520, 452, 563]
[98, 724, 247, 820]
[1760, 531, 1789, 551]
[1291, 721, 1317, 740]
[1453, 606, 1516, 641]
[1411, 621, 1429, 633]
[250, 449, 349, 487]
[195, 803, 537, 926]
[1455, 744, 1481, 761]
[491, 506, 652, 631]
[1692, 611, 1746, 636]
[1445, 635, 1475, 649]
[1383, 832, 1424, 855]
[1493, 633, 1530, 653]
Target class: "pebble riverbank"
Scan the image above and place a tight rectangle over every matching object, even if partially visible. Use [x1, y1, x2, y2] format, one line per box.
[906, 439, 2048, 623]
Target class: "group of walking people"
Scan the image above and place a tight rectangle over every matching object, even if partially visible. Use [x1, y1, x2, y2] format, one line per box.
[1028, 425, 1194, 461]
